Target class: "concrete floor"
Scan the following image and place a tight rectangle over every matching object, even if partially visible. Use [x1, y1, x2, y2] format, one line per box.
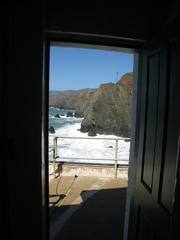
[49, 175, 128, 240]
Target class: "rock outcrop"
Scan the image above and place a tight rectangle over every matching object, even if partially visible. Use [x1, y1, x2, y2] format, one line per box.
[49, 126, 56, 134]
[74, 111, 84, 118]
[54, 114, 60, 118]
[66, 111, 73, 117]
[80, 73, 133, 137]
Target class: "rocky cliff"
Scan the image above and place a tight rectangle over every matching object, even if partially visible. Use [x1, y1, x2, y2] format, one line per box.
[49, 72, 133, 137]
[80, 72, 133, 137]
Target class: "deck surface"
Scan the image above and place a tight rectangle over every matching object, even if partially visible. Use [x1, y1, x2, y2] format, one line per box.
[49, 175, 128, 240]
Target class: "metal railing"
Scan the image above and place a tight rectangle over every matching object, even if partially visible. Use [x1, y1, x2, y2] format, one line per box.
[49, 136, 130, 178]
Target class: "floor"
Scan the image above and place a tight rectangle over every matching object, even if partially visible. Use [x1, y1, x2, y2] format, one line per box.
[49, 175, 128, 240]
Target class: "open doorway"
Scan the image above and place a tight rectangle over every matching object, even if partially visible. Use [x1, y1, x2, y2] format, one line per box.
[47, 42, 135, 240]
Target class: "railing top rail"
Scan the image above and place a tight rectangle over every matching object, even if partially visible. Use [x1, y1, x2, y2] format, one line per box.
[49, 135, 131, 141]
[52, 156, 129, 161]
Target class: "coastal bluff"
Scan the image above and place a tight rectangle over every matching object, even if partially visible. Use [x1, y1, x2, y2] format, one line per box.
[80, 72, 133, 137]
[49, 72, 133, 137]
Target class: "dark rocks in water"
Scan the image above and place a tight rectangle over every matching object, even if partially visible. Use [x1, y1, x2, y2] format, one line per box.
[74, 111, 84, 118]
[49, 126, 55, 134]
[66, 111, 73, 117]
[80, 119, 94, 133]
[88, 127, 97, 136]
[80, 121, 88, 133]
[80, 119, 97, 136]
[54, 114, 60, 118]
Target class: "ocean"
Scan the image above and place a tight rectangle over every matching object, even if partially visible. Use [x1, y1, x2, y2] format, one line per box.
[49, 107, 130, 165]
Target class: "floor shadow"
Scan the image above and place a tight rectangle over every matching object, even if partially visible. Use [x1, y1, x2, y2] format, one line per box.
[49, 194, 66, 205]
[52, 187, 127, 240]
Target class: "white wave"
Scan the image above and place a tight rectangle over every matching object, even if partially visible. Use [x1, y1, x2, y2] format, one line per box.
[49, 122, 130, 164]
[60, 116, 84, 120]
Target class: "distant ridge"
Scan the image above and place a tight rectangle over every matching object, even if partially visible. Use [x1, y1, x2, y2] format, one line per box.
[50, 88, 97, 94]
[49, 88, 96, 110]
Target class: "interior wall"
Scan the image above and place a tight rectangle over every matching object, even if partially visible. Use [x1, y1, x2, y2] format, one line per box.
[0, 5, 8, 237]
[45, 4, 171, 42]
[7, 4, 44, 239]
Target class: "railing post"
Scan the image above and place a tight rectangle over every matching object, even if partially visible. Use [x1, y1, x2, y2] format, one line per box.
[53, 137, 57, 178]
[115, 139, 118, 178]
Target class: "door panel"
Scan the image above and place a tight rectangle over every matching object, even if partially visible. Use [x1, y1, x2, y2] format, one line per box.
[141, 53, 160, 192]
[159, 41, 180, 213]
[128, 37, 180, 240]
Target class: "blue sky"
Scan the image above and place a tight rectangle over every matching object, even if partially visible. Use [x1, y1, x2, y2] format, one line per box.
[49, 46, 134, 91]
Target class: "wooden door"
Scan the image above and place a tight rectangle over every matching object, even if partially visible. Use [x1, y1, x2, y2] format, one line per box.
[128, 37, 180, 240]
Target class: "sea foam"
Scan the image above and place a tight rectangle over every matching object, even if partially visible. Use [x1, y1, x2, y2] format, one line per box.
[49, 121, 130, 165]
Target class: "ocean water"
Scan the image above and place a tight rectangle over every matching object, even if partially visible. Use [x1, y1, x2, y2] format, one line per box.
[49, 107, 130, 165]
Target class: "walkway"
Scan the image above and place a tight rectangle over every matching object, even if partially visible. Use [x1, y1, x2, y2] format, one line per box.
[49, 176, 128, 240]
